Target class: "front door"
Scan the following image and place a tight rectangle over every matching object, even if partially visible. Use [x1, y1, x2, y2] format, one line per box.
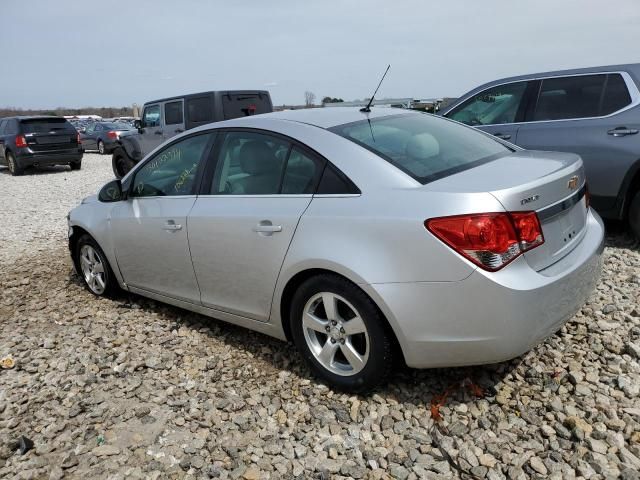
[188, 131, 323, 321]
[110, 132, 214, 302]
[139, 103, 165, 156]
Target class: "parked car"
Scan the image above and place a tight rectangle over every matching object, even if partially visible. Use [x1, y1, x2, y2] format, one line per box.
[0, 116, 83, 175]
[440, 63, 640, 237]
[68, 107, 604, 391]
[111, 90, 272, 178]
[80, 122, 134, 155]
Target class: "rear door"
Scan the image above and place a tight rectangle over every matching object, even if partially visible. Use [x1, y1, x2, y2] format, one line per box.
[445, 80, 533, 142]
[162, 100, 185, 140]
[188, 130, 323, 321]
[516, 72, 640, 211]
[139, 104, 164, 156]
[20, 118, 78, 153]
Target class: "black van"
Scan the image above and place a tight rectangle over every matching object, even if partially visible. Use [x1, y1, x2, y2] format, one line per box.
[0, 116, 83, 176]
[112, 90, 272, 178]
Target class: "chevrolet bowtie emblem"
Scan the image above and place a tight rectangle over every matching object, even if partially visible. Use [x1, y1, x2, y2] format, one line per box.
[567, 175, 579, 190]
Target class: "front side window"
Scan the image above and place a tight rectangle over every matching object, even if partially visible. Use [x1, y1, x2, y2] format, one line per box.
[210, 131, 290, 195]
[448, 81, 528, 126]
[131, 134, 212, 197]
[143, 104, 161, 128]
[533, 74, 605, 121]
[332, 113, 510, 184]
[164, 101, 184, 125]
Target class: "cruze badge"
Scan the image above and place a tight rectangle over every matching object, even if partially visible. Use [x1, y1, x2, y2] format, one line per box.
[520, 194, 539, 205]
[567, 175, 579, 190]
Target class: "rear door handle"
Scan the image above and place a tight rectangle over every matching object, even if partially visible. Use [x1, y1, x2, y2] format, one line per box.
[253, 225, 282, 233]
[494, 133, 512, 140]
[163, 221, 182, 231]
[607, 127, 639, 137]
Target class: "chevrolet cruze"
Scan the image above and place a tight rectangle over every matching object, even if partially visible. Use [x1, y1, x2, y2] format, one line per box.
[67, 107, 604, 391]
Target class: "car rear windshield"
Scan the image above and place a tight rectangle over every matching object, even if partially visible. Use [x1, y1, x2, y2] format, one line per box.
[330, 113, 512, 184]
[20, 118, 75, 134]
[103, 122, 130, 130]
[222, 93, 272, 119]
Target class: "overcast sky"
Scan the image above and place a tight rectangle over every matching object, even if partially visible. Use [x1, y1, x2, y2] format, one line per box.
[1, 0, 638, 109]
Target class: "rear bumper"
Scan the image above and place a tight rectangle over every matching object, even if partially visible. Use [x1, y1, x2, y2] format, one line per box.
[365, 209, 605, 369]
[16, 149, 83, 167]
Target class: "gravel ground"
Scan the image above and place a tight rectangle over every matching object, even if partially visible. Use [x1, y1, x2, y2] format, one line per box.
[1, 155, 640, 480]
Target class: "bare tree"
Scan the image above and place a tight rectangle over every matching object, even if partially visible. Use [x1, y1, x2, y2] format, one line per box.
[304, 91, 316, 108]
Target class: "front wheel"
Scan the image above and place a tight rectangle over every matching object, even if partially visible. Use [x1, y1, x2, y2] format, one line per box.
[290, 274, 394, 392]
[112, 148, 135, 179]
[98, 140, 105, 155]
[74, 234, 118, 297]
[628, 190, 640, 239]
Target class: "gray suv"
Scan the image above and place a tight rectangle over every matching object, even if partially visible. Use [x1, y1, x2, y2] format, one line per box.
[440, 64, 640, 237]
[112, 90, 272, 178]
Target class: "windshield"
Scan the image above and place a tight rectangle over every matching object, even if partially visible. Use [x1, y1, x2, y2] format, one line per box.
[331, 113, 511, 184]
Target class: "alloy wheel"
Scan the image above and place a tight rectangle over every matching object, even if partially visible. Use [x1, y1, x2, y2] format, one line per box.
[98, 141, 105, 155]
[79, 244, 106, 294]
[302, 292, 370, 376]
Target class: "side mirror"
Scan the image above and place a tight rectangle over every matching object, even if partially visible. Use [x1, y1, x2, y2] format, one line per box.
[98, 179, 123, 202]
[134, 119, 142, 131]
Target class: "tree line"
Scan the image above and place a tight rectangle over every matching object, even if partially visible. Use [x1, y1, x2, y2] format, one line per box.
[0, 106, 134, 118]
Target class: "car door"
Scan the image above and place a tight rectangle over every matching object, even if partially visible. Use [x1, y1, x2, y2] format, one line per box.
[188, 130, 324, 321]
[445, 80, 533, 142]
[109, 132, 215, 302]
[139, 103, 164, 155]
[162, 100, 185, 141]
[516, 72, 640, 210]
[82, 123, 97, 149]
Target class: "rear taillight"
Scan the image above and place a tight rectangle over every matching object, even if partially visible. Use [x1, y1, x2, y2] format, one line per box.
[425, 211, 544, 271]
[77, 133, 81, 144]
[15, 135, 27, 148]
[107, 131, 118, 139]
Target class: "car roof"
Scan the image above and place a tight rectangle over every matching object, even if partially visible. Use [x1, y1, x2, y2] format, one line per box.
[144, 90, 271, 106]
[223, 106, 413, 129]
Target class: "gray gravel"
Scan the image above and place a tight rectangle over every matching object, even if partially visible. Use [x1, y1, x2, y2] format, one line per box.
[1, 155, 640, 479]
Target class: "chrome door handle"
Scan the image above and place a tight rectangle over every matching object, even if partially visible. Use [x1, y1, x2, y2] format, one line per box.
[494, 133, 511, 140]
[163, 222, 182, 231]
[607, 127, 638, 137]
[253, 225, 282, 233]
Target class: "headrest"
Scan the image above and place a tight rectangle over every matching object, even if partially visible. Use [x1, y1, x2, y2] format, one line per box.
[238, 140, 279, 175]
[406, 133, 440, 160]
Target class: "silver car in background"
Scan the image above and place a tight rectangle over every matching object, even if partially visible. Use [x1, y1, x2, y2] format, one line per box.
[67, 108, 604, 391]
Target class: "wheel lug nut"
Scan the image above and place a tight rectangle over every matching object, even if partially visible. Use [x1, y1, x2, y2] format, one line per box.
[330, 338, 336, 344]
[340, 339, 345, 344]
[325, 326, 331, 332]
[331, 320, 337, 326]
[340, 328, 345, 334]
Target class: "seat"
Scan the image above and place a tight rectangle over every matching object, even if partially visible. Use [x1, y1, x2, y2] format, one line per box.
[231, 140, 282, 194]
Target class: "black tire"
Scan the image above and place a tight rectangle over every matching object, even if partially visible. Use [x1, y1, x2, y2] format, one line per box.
[6, 152, 23, 176]
[97, 140, 105, 155]
[629, 190, 640, 239]
[73, 234, 118, 297]
[70, 161, 82, 171]
[290, 274, 394, 392]
[112, 147, 135, 179]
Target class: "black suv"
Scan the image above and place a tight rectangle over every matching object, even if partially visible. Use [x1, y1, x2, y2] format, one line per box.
[112, 90, 273, 178]
[0, 116, 83, 176]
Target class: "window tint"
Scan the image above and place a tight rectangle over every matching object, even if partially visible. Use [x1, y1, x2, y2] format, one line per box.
[131, 134, 211, 197]
[6, 120, 18, 135]
[281, 147, 321, 194]
[0, 120, 6, 134]
[448, 81, 528, 126]
[332, 113, 510, 184]
[164, 101, 184, 125]
[19, 118, 75, 133]
[601, 74, 632, 115]
[533, 75, 605, 121]
[222, 93, 271, 119]
[143, 104, 161, 127]
[210, 132, 290, 195]
[317, 164, 360, 194]
[186, 96, 213, 123]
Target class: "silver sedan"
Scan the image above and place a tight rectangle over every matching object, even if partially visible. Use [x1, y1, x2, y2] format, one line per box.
[68, 108, 604, 391]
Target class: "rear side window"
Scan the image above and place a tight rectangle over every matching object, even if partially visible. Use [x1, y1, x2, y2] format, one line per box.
[222, 93, 272, 119]
[601, 74, 632, 115]
[0, 120, 6, 134]
[331, 113, 510, 184]
[7, 120, 18, 134]
[448, 81, 528, 126]
[281, 147, 322, 194]
[164, 101, 184, 125]
[186, 96, 214, 123]
[19, 118, 75, 133]
[533, 74, 605, 121]
[316, 164, 360, 194]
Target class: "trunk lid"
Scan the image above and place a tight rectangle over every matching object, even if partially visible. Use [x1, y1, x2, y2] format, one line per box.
[20, 118, 78, 152]
[425, 150, 588, 271]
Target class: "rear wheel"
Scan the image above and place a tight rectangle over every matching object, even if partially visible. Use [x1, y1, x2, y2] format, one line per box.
[628, 190, 640, 239]
[112, 148, 135, 179]
[6, 152, 23, 176]
[74, 234, 118, 297]
[70, 161, 82, 171]
[97, 140, 105, 155]
[290, 274, 394, 392]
